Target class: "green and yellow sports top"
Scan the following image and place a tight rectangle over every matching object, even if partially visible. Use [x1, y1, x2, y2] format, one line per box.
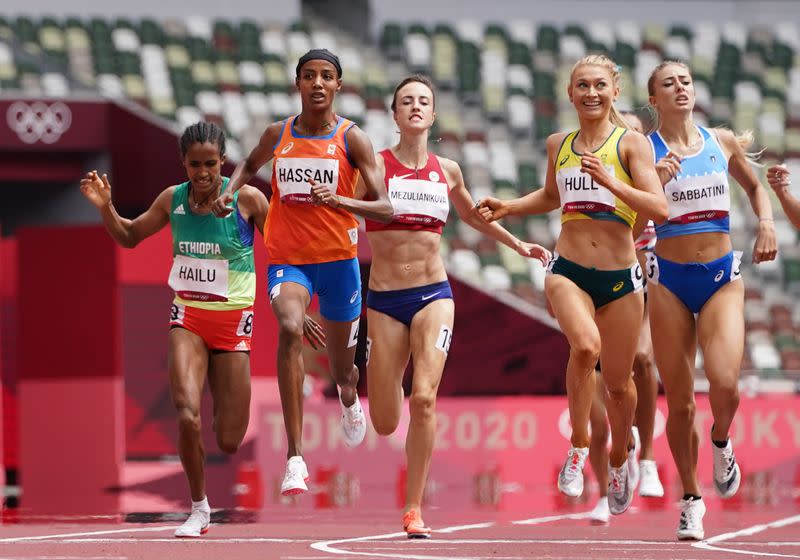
[168, 177, 256, 310]
[555, 127, 636, 228]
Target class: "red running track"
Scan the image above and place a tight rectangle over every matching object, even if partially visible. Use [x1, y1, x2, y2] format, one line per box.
[1, 501, 799, 560]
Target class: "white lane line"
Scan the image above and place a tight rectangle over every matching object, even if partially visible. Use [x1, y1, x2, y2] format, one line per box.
[311, 521, 495, 559]
[310, 509, 660, 559]
[729, 543, 800, 547]
[0, 526, 175, 543]
[437, 523, 494, 533]
[0, 557, 128, 560]
[344, 539, 681, 545]
[511, 512, 592, 525]
[7, 537, 314, 544]
[694, 514, 800, 558]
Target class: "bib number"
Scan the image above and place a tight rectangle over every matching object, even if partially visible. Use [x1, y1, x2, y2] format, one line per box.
[236, 310, 254, 337]
[388, 177, 449, 226]
[557, 165, 616, 213]
[169, 302, 186, 324]
[276, 157, 339, 204]
[168, 255, 229, 302]
[665, 171, 730, 224]
[435, 324, 453, 354]
[630, 263, 644, 291]
[644, 252, 659, 284]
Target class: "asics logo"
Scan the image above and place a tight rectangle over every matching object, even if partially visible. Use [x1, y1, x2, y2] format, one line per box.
[7, 101, 72, 144]
[714, 270, 724, 282]
[612, 281, 624, 292]
[421, 291, 441, 301]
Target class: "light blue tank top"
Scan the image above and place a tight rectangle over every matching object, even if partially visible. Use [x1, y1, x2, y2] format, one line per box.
[649, 126, 730, 240]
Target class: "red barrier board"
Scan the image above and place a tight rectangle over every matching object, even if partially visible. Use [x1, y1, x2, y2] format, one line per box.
[256, 395, 800, 510]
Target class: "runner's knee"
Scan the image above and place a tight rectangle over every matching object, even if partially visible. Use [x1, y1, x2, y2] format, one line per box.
[409, 390, 436, 421]
[569, 337, 601, 370]
[176, 407, 202, 437]
[667, 398, 696, 424]
[216, 431, 243, 455]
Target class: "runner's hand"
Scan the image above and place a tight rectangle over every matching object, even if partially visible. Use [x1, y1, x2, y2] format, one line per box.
[303, 314, 326, 349]
[579, 153, 614, 188]
[475, 197, 509, 223]
[515, 242, 552, 266]
[766, 164, 791, 193]
[211, 192, 235, 217]
[79, 170, 112, 208]
[310, 179, 340, 208]
[655, 151, 682, 185]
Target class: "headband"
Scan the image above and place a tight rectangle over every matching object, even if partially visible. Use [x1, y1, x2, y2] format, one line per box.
[295, 49, 342, 78]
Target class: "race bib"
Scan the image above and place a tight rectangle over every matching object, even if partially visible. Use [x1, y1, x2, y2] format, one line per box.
[168, 255, 229, 302]
[388, 177, 449, 226]
[630, 262, 644, 291]
[557, 165, 616, 213]
[644, 252, 659, 284]
[665, 170, 729, 224]
[275, 157, 339, 203]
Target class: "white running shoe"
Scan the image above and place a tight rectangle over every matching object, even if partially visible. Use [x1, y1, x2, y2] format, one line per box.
[281, 455, 310, 496]
[557, 447, 589, 497]
[341, 394, 367, 448]
[638, 459, 664, 497]
[608, 462, 634, 515]
[589, 496, 610, 524]
[628, 426, 641, 491]
[712, 438, 741, 498]
[676, 498, 706, 540]
[174, 508, 210, 538]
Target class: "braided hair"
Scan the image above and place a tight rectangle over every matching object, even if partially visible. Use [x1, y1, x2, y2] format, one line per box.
[179, 122, 226, 159]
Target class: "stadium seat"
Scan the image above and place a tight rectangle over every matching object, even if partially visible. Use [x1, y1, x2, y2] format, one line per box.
[5, 15, 800, 384]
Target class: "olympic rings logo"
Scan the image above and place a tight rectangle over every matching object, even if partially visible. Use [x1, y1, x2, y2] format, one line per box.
[6, 101, 72, 144]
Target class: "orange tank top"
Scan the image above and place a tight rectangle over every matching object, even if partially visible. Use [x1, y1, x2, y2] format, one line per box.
[265, 115, 360, 264]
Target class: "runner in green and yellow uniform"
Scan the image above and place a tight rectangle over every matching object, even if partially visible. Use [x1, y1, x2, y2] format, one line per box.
[80, 122, 323, 538]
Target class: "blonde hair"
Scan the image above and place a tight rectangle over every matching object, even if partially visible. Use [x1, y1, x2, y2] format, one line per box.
[647, 60, 758, 157]
[569, 54, 631, 129]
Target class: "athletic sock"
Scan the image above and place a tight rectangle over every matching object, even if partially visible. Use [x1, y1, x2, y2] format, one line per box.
[192, 496, 210, 512]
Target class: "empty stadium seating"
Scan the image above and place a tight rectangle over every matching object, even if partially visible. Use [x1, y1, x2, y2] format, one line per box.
[2, 15, 799, 379]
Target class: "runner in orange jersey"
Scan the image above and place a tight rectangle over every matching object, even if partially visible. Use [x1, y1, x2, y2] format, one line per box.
[212, 49, 393, 495]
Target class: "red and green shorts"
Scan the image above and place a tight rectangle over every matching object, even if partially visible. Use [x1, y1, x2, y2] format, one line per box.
[169, 302, 254, 352]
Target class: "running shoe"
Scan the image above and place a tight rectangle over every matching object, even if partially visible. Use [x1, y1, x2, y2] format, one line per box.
[281, 455, 310, 496]
[676, 498, 706, 540]
[712, 438, 741, 498]
[402, 508, 431, 539]
[608, 462, 634, 515]
[557, 447, 589, 497]
[628, 426, 641, 491]
[638, 459, 664, 497]
[341, 393, 367, 448]
[174, 508, 210, 538]
[589, 496, 610, 524]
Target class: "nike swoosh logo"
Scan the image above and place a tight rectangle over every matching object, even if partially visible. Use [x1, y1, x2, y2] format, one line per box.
[392, 173, 414, 180]
[421, 291, 441, 301]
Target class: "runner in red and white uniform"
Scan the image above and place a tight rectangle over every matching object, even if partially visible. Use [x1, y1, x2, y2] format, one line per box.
[360, 75, 550, 538]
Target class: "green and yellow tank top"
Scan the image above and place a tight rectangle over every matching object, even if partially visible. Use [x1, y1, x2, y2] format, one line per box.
[555, 127, 636, 228]
[168, 177, 256, 310]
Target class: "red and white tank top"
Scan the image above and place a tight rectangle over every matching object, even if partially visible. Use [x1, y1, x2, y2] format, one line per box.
[365, 149, 451, 234]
